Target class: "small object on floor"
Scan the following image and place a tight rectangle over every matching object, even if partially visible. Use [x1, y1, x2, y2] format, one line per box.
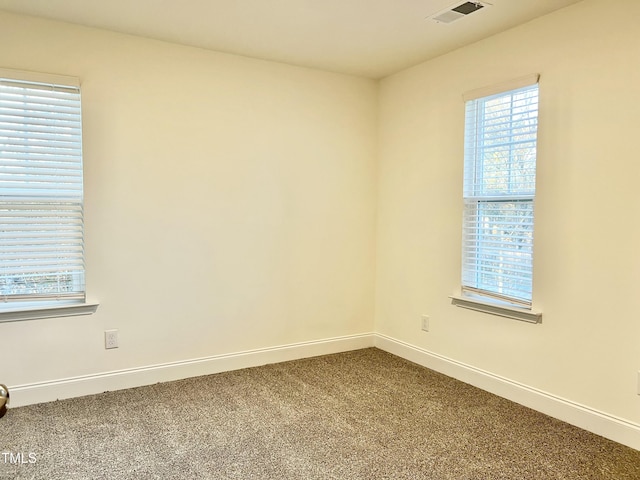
[0, 384, 9, 418]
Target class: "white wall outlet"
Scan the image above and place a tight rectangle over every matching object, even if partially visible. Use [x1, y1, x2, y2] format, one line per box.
[421, 315, 429, 332]
[105, 329, 119, 349]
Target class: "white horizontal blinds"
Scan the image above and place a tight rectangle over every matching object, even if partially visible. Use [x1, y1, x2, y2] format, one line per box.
[462, 81, 539, 307]
[0, 72, 84, 302]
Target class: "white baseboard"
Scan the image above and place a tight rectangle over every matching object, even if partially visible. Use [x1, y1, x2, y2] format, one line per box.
[9, 331, 639, 451]
[10, 333, 375, 408]
[374, 333, 640, 451]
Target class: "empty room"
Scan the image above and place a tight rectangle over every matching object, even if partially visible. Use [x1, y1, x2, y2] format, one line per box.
[1, 0, 639, 478]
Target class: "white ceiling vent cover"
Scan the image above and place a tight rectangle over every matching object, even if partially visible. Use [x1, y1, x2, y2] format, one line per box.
[429, 1, 492, 24]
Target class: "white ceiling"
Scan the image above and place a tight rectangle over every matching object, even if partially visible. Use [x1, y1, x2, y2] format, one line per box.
[0, 0, 584, 78]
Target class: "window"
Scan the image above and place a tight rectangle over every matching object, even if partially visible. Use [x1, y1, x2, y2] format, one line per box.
[456, 75, 540, 320]
[0, 69, 95, 319]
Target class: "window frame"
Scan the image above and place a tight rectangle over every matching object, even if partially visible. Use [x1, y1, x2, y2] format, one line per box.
[453, 75, 542, 323]
[0, 68, 97, 322]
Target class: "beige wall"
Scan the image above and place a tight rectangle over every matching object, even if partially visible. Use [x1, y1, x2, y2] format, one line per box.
[376, 0, 640, 423]
[0, 12, 378, 384]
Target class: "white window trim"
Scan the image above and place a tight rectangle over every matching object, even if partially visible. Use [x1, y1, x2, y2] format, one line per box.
[0, 67, 98, 321]
[458, 74, 542, 319]
[0, 301, 98, 323]
[450, 295, 541, 324]
[462, 74, 540, 102]
[0, 67, 80, 88]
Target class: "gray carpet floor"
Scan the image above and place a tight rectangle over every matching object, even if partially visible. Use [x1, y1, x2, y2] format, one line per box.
[1, 348, 639, 479]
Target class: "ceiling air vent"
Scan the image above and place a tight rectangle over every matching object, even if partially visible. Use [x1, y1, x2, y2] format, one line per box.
[429, 1, 491, 24]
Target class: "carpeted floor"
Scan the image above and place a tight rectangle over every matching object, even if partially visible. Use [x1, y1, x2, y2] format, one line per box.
[1, 348, 639, 479]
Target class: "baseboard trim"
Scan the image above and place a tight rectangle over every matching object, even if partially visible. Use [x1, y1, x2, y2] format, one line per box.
[374, 333, 640, 451]
[11, 331, 639, 451]
[10, 333, 375, 408]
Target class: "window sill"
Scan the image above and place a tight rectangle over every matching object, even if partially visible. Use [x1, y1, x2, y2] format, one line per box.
[450, 295, 541, 324]
[0, 301, 99, 323]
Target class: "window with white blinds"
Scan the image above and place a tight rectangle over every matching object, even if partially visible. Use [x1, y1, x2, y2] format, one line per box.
[0, 70, 84, 305]
[462, 79, 539, 308]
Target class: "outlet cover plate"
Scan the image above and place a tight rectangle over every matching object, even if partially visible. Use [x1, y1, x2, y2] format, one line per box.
[421, 315, 429, 332]
[105, 329, 119, 349]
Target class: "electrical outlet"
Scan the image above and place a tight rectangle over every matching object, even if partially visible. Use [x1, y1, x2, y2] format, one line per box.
[637, 372, 640, 396]
[421, 315, 429, 332]
[105, 329, 119, 349]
